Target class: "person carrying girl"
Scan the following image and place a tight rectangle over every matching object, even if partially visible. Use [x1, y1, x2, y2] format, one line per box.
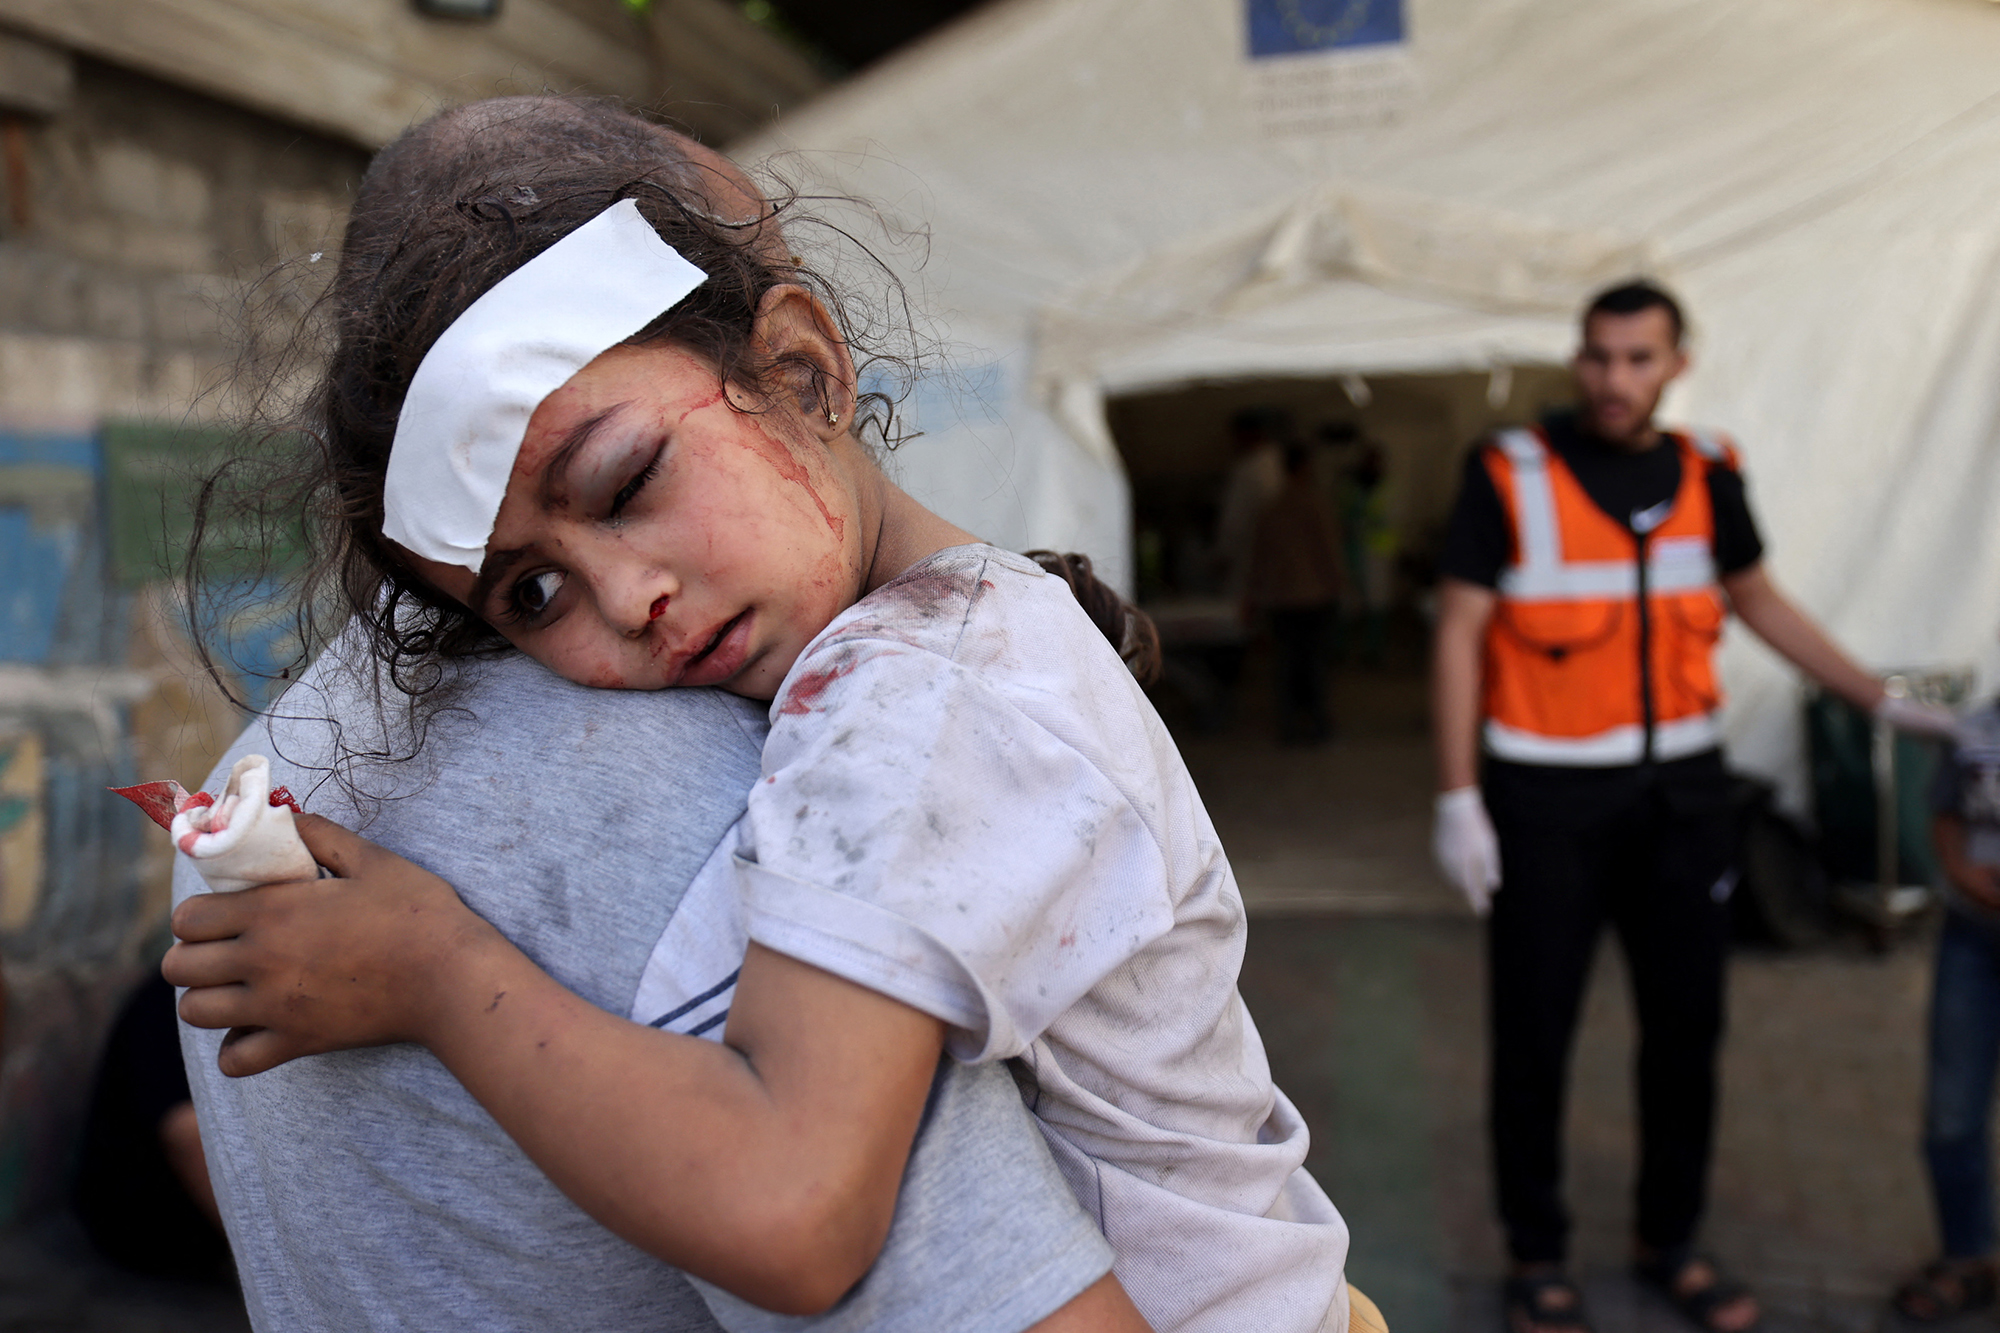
[161, 98, 1158, 1333]
[165, 95, 1365, 1333]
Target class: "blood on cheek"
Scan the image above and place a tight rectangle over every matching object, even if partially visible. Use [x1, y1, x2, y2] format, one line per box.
[744, 416, 845, 542]
[675, 386, 726, 424]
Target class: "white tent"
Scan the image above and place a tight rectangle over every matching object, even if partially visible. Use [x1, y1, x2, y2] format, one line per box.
[746, 0, 2000, 805]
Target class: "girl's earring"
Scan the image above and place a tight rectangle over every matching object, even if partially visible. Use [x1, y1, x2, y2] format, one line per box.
[825, 407, 840, 428]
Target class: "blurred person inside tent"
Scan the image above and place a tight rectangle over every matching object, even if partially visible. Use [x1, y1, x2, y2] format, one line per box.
[1215, 407, 1287, 600]
[1331, 430, 1395, 668]
[1245, 442, 1345, 744]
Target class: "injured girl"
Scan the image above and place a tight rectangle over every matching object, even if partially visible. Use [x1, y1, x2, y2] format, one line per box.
[162, 94, 1368, 1333]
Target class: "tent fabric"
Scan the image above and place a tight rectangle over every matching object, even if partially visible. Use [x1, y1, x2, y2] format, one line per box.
[746, 0, 2000, 805]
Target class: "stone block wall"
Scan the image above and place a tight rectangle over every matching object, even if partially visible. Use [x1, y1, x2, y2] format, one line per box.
[0, 52, 364, 1226]
[0, 0, 829, 1233]
[0, 56, 364, 426]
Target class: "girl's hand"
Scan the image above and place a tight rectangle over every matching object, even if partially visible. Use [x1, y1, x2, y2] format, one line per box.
[163, 814, 501, 1077]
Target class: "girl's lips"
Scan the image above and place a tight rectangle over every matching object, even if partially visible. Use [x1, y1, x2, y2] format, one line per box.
[676, 610, 752, 688]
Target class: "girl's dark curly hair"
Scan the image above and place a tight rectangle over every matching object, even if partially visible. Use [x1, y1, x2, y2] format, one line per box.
[189, 94, 1157, 743]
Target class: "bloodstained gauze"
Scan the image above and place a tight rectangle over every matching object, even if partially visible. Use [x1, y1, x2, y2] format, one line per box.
[113, 779, 298, 835]
[109, 781, 213, 831]
[650, 595, 670, 621]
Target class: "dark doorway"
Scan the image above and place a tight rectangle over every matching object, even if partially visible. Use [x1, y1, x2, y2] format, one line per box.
[1108, 366, 1573, 914]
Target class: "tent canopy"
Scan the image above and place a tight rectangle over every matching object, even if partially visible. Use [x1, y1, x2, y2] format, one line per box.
[748, 0, 2000, 802]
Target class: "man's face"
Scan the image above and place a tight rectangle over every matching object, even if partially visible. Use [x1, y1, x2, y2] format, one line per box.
[1572, 307, 1687, 448]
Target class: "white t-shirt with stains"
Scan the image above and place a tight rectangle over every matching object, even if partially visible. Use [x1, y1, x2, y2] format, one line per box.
[733, 544, 1349, 1333]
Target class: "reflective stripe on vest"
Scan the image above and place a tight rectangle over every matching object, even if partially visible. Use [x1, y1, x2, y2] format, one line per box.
[1491, 429, 1717, 602]
[1684, 428, 1728, 461]
[1481, 426, 1728, 768]
[1484, 712, 1722, 767]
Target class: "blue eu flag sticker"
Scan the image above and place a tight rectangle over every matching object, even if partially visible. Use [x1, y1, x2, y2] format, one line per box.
[1247, 0, 1403, 57]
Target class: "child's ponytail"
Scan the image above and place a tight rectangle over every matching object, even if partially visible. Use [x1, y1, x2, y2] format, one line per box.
[1025, 551, 1162, 687]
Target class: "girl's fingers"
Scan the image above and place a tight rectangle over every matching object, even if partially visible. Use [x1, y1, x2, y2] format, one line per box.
[171, 887, 258, 943]
[216, 1027, 309, 1079]
[177, 979, 256, 1031]
[294, 813, 370, 878]
[161, 939, 250, 990]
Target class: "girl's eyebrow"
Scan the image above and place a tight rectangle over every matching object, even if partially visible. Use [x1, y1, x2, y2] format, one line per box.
[540, 402, 632, 506]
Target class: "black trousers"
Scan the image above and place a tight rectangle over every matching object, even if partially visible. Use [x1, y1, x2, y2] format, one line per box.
[1267, 605, 1335, 738]
[1485, 756, 1738, 1265]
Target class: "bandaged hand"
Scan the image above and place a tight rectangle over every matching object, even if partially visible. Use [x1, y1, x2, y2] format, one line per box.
[1433, 786, 1502, 916]
[171, 755, 318, 893]
[115, 754, 318, 894]
[164, 814, 502, 1078]
[1875, 692, 1961, 740]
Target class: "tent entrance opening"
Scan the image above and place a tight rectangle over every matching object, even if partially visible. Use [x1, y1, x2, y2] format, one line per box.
[1106, 366, 1572, 913]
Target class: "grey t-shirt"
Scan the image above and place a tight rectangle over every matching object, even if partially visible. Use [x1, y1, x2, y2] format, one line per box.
[176, 641, 1112, 1333]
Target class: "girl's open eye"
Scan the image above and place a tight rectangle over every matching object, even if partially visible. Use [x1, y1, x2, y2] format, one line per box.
[608, 447, 662, 519]
[508, 570, 566, 621]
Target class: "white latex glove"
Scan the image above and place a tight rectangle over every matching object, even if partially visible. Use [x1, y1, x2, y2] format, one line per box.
[1433, 786, 1502, 917]
[1875, 692, 1961, 741]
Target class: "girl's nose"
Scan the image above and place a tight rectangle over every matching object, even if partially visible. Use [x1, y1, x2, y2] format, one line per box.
[603, 564, 678, 639]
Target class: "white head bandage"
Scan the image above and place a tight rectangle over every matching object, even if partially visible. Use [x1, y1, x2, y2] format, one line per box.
[382, 198, 708, 573]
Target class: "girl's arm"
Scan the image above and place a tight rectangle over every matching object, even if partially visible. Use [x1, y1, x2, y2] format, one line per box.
[165, 814, 943, 1315]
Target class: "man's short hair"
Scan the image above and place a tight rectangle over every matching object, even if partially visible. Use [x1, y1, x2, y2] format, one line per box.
[1583, 280, 1685, 346]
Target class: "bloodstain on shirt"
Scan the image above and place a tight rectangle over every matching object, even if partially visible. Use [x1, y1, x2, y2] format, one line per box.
[778, 653, 866, 715]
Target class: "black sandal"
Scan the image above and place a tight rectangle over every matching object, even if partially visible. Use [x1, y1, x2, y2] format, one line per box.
[1893, 1259, 1997, 1323]
[1634, 1246, 1759, 1333]
[1503, 1271, 1592, 1333]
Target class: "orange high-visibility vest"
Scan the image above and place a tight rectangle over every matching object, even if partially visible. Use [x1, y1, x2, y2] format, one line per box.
[1480, 425, 1739, 767]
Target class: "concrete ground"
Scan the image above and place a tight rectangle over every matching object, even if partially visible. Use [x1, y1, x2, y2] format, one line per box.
[1212, 662, 1945, 1333]
[0, 654, 1954, 1333]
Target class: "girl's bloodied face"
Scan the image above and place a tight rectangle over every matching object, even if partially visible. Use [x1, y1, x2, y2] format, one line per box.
[405, 340, 868, 700]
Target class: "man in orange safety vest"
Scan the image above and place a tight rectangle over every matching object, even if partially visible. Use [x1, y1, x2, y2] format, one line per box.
[1430, 281, 1955, 1333]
